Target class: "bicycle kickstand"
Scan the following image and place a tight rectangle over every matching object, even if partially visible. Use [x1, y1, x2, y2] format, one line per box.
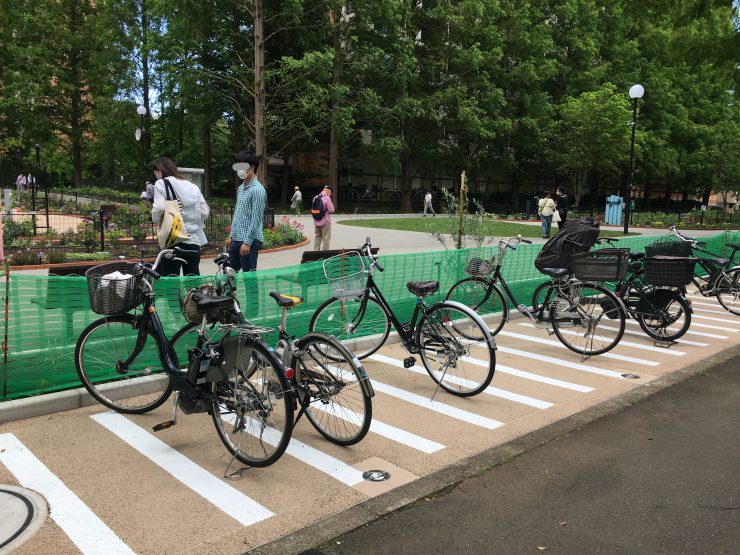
[153, 391, 179, 432]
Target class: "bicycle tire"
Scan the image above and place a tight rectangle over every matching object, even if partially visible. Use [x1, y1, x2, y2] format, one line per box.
[714, 268, 740, 316]
[416, 301, 495, 397]
[293, 332, 372, 446]
[635, 292, 692, 341]
[75, 315, 173, 414]
[309, 295, 390, 360]
[168, 310, 247, 371]
[531, 281, 558, 314]
[550, 282, 626, 356]
[211, 339, 294, 467]
[446, 277, 508, 337]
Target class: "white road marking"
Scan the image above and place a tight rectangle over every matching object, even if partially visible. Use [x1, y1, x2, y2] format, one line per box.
[691, 313, 740, 327]
[606, 323, 709, 347]
[0, 433, 135, 554]
[624, 318, 728, 339]
[517, 323, 686, 356]
[371, 353, 552, 409]
[90, 413, 274, 527]
[497, 330, 659, 367]
[494, 344, 630, 378]
[691, 305, 735, 315]
[494, 364, 594, 392]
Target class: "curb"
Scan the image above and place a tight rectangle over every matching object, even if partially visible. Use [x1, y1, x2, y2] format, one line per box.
[248, 344, 740, 555]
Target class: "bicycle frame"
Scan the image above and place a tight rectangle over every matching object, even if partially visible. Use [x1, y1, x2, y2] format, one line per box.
[355, 273, 425, 345]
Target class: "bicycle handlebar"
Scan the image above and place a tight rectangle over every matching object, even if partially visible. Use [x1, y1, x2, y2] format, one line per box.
[362, 237, 383, 272]
[670, 225, 707, 247]
[500, 235, 531, 251]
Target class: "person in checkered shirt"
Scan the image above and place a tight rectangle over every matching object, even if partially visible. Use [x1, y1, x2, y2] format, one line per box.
[227, 151, 266, 272]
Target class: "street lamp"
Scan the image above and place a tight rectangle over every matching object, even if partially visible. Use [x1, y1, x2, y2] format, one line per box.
[135, 105, 147, 183]
[624, 84, 644, 235]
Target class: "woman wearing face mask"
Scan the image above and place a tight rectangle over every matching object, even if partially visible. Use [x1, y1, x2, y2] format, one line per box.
[151, 156, 210, 276]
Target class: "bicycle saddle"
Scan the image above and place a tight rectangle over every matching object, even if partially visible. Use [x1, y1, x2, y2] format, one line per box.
[628, 252, 645, 261]
[269, 291, 304, 308]
[708, 257, 729, 267]
[539, 267, 570, 279]
[188, 290, 233, 312]
[407, 281, 439, 297]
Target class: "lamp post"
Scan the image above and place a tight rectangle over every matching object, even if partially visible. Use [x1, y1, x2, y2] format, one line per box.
[30, 144, 41, 235]
[624, 84, 644, 235]
[135, 105, 147, 183]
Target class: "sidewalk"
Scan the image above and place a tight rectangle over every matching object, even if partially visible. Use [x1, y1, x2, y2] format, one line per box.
[303, 346, 740, 554]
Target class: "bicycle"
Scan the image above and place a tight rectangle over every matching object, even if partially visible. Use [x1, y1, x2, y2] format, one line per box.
[668, 226, 740, 316]
[594, 237, 695, 342]
[75, 248, 294, 467]
[445, 235, 627, 358]
[169, 253, 375, 446]
[309, 237, 496, 397]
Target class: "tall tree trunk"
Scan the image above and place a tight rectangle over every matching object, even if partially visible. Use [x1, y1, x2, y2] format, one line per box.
[510, 169, 521, 211]
[253, 0, 267, 184]
[328, 7, 342, 209]
[400, 156, 414, 213]
[203, 122, 211, 197]
[281, 153, 293, 207]
[68, 2, 83, 187]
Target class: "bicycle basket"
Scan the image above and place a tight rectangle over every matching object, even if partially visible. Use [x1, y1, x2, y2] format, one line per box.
[645, 237, 692, 258]
[465, 256, 495, 277]
[571, 249, 629, 282]
[86, 262, 145, 315]
[177, 276, 228, 324]
[643, 256, 697, 287]
[323, 251, 367, 299]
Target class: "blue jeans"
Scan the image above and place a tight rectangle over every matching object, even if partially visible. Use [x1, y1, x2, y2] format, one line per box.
[228, 239, 263, 273]
[541, 215, 553, 237]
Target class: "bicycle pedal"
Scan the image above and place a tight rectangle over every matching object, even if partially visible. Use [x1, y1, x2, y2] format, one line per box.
[403, 356, 416, 368]
[152, 420, 176, 432]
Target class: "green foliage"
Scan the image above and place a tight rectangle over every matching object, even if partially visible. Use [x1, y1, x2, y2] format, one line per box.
[427, 188, 493, 250]
[262, 216, 305, 249]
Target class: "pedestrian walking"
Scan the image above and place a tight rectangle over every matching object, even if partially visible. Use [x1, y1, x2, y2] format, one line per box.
[15, 173, 27, 191]
[227, 151, 266, 272]
[555, 186, 569, 231]
[290, 186, 302, 215]
[538, 190, 556, 238]
[423, 191, 435, 217]
[312, 185, 335, 250]
[140, 180, 154, 203]
[151, 157, 210, 276]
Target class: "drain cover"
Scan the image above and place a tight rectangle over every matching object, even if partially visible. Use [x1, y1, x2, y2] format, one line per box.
[621, 373, 641, 379]
[0, 485, 47, 552]
[362, 470, 390, 482]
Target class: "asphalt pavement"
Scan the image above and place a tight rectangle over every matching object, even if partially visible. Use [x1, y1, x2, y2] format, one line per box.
[306, 346, 740, 555]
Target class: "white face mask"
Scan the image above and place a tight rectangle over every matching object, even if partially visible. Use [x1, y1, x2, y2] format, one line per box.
[237, 170, 248, 180]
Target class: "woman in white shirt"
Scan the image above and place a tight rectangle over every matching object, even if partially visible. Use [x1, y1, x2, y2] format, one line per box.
[537, 190, 557, 239]
[151, 157, 210, 275]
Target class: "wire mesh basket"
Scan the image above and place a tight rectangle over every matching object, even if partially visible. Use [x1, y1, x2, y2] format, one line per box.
[465, 255, 495, 277]
[571, 249, 629, 282]
[643, 256, 697, 287]
[323, 252, 368, 299]
[177, 276, 228, 324]
[86, 262, 145, 315]
[645, 237, 693, 258]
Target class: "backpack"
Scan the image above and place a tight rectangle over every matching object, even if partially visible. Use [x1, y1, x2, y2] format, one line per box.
[534, 217, 600, 271]
[311, 194, 325, 221]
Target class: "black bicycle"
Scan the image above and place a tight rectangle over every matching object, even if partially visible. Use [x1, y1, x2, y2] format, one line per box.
[309, 237, 496, 397]
[168, 253, 374, 446]
[75, 248, 294, 467]
[446, 235, 627, 357]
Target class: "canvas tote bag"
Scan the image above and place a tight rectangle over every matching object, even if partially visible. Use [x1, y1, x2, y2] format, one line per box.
[157, 178, 192, 249]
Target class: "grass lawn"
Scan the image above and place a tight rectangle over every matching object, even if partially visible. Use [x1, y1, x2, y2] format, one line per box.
[339, 216, 633, 238]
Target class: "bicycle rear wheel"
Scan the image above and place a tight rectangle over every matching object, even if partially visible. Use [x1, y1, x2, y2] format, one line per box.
[211, 339, 293, 467]
[635, 292, 691, 341]
[550, 282, 625, 356]
[294, 332, 372, 446]
[75, 315, 173, 414]
[416, 302, 495, 397]
[309, 295, 390, 359]
[446, 277, 508, 337]
[715, 269, 740, 316]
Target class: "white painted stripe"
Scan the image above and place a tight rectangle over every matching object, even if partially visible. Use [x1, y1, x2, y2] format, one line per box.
[371, 353, 551, 409]
[495, 364, 594, 393]
[90, 413, 274, 527]
[497, 330, 660, 367]
[495, 344, 629, 378]
[691, 305, 735, 316]
[282, 436, 365, 486]
[691, 313, 740, 327]
[517, 323, 686, 356]
[624, 318, 727, 339]
[608, 324, 709, 347]
[0, 433, 135, 554]
[686, 321, 737, 333]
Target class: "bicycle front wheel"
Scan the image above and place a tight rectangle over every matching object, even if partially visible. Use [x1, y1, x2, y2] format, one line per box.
[715, 269, 740, 316]
[550, 282, 625, 356]
[294, 332, 372, 446]
[446, 277, 508, 337]
[75, 315, 173, 414]
[636, 292, 691, 341]
[416, 302, 495, 397]
[211, 339, 294, 467]
[309, 295, 390, 359]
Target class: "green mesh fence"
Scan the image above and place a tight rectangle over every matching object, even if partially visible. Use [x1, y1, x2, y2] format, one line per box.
[1, 230, 738, 402]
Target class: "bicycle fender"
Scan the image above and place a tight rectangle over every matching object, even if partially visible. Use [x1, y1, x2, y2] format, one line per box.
[438, 300, 497, 349]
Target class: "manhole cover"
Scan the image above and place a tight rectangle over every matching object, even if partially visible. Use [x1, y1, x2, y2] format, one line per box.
[362, 470, 390, 482]
[621, 373, 641, 379]
[0, 485, 48, 553]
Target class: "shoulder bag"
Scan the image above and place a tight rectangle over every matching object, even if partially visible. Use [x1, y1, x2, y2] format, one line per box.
[157, 178, 192, 249]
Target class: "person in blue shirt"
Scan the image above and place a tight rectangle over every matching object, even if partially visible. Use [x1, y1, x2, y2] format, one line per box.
[227, 151, 266, 272]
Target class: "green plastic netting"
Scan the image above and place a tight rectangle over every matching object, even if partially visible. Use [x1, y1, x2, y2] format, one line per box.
[1, 230, 737, 402]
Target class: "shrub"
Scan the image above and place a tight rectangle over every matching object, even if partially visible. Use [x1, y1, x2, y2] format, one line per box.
[9, 248, 44, 266]
[46, 249, 68, 264]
